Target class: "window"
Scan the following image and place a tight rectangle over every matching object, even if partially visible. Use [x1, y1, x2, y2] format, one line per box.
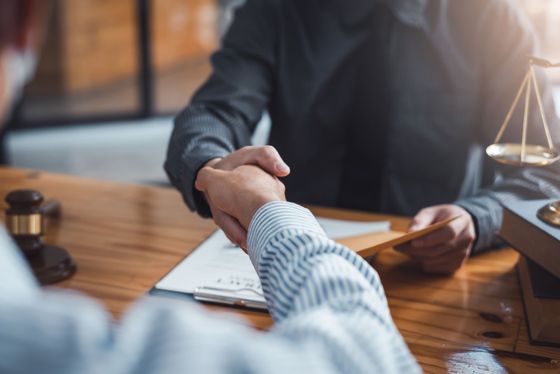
[13, 0, 241, 128]
[19, 0, 142, 126]
[519, 0, 560, 82]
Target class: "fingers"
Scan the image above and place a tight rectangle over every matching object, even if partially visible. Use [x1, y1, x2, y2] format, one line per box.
[398, 204, 476, 274]
[398, 227, 473, 274]
[198, 146, 289, 196]
[417, 249, 469, 274]
[231, 146, 290, 177]
[411, 216, 467, 247]
[410, 227, 454, 248]
[201, 177, 248, 249]
[254, 146, 291, 176]
[211, 206, 248, 249]
[397, 242, 453, 259]
[408, 207, 438, 231]
[399, 231, 472, 274]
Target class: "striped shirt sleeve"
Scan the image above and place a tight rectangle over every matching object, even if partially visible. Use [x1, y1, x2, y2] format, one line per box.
[248, 201, 420, 373]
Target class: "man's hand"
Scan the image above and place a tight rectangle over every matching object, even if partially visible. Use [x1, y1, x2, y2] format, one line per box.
[195, 165, 287, 249]
[395, 205, 476, 274]
[205, 146, 290, 176]
[197, 146, 290, 249]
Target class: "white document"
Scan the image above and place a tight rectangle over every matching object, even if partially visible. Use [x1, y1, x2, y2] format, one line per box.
[155, 217, 390, 309]
[317, 217, 390, 239]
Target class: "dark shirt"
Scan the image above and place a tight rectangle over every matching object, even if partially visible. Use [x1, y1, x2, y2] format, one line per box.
[165, 0, 560, 252]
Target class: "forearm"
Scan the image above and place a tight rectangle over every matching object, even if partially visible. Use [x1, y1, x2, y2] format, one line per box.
[248, 202, 419, 373]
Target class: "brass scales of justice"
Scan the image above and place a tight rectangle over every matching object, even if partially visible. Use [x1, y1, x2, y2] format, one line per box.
[485, 56, 560, 227]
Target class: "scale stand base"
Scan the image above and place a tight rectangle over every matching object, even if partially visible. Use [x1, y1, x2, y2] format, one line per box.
[537, 201, 560, 228]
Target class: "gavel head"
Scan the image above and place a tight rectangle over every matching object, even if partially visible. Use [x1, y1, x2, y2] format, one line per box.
[5, 189, 45, 254]
[5, 189, 44, 213]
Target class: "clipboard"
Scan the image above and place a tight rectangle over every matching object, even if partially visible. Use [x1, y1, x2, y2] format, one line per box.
[153, 217, 391, 311]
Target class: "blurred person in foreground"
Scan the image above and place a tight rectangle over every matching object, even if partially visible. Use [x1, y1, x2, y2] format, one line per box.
[165, 0, 560, 274]
[0, 1, 419, 373]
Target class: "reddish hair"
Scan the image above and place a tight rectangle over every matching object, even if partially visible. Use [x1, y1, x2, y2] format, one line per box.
[0, 0, 45, 49]
[0, 0, 19, 48]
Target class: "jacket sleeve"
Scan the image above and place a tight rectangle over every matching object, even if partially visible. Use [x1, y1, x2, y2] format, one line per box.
[164, 0, 278, 217]
[456, 0, 560, 252]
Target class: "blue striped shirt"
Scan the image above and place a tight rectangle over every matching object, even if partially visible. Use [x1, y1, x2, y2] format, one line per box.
[0, 201, 420, 373]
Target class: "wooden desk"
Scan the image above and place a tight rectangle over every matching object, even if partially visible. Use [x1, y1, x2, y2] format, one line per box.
[0, 167, 559, 373]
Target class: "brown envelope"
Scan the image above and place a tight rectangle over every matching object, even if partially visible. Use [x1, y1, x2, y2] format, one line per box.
[336, 216, 461, 258]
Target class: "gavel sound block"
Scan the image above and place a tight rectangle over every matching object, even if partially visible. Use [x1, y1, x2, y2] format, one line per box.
[5, 190, 76, 284]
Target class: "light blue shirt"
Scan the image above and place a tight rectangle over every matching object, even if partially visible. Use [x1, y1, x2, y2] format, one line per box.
[0, 201, 420, 373]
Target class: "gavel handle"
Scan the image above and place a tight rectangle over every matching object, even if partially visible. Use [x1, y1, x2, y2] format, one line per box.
[40, 199, 62, 218]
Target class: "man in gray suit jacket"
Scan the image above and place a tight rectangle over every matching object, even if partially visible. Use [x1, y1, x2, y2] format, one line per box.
[165, 0, 560, 273]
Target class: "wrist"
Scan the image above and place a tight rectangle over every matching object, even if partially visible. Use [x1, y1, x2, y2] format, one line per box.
[247, 201, 326, 272]
[193, 159, 223, 213]
[454, 203, 480, 251]
[244, 196, 286, 228]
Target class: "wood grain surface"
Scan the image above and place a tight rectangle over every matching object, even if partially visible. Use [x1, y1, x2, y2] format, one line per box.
[0, 167, 558, 373]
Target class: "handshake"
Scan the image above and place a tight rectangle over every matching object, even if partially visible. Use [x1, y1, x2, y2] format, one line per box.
[195, 146, 477, 274]
[195, 146, 290, 250]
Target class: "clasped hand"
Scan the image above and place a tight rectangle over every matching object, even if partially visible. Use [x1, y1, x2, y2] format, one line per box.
[395, 205, 476, 274]
[195, 146, 288, 250]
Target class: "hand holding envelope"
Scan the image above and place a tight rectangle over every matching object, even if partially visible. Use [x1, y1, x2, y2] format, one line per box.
[343, 216, 461, 258]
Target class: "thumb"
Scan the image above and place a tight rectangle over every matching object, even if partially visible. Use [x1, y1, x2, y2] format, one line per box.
[409, 208, 437, 232]
[195, 167, 222, 191]
[252, 146, 290, 177]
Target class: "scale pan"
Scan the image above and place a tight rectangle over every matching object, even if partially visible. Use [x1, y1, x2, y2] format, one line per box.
[486, 143, 560, 166]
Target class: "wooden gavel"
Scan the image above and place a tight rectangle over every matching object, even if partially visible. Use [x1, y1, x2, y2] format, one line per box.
[5, 189, 76, 285]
